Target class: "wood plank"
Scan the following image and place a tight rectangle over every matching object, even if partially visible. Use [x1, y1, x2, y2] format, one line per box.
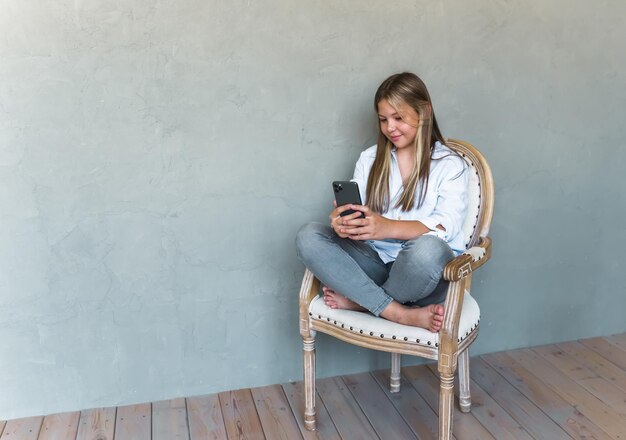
[316, 376, 378, 439]
[0, 416, 43, 440]
[424, 363, 532, 440]
[152, 398, 190, 440]
[219, 388, 266, 440]
[114, 403, 151, 440]
[281, 381, 341, 440]
[470, 357, 571, 439]
[38, 412, 80, 440]
[187, 394, 228, 440]
[557, 340, 626, 393]
[464, 377, 534, 440]
[251, 384, 303, 440]
[534, 345, 626, 414]
[371, 369, 441, 440]
[606, 333, 626, 353]
[403, 364, 495, 440]
[342, 372, 416, 439]
[507, 348, 626, 439]
[76, 408, 116, 440]
[580, 336, 626, 370]
[484, 351, 612, 439]
[0, 333, 623, 440]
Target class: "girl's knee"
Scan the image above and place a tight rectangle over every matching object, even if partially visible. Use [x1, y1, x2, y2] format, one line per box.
[296, 222, 332, 256]
[401, 234, 454, 267]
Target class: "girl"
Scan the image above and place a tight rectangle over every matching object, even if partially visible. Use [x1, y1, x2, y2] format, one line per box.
[296, 72, 468, 333]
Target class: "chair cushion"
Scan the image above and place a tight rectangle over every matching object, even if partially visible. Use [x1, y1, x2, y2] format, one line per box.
[309, 291, 480, 348]
[461, 156, 481, 249]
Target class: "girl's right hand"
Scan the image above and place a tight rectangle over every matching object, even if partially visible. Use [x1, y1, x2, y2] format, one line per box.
[329, 203, 364, 238]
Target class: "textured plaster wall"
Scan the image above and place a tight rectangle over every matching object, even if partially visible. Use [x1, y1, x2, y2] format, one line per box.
[1, 0, 625, 418]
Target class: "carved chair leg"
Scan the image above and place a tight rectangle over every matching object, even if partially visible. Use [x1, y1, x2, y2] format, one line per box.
[458, 349, 471, 413]
[303, 334, 316, 430]
[438, 371, 454, 440]
[390, 353, 401, 393]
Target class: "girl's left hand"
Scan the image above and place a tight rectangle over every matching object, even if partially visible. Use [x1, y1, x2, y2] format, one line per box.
[340, 205, 391, 241]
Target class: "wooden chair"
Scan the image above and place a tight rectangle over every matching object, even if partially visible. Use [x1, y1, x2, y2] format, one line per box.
[298, 139, 494, 440]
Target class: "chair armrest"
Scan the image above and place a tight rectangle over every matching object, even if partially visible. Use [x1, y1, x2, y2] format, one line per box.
[299, 269, 319, 306]
[298, 269, 320, 337]
[438, 237, 492, 368]
[443, 236, 492, 282]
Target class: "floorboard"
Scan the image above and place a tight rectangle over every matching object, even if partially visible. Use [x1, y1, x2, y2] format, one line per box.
[606, 333, 626, 352]
[404, 364, 495, 440]
[282, 381, 341, 440]
[152, 399, 189, 440]
[484, 350, 611, 439]
[3, 333, 626, 440]
[580, 336, 626, 370]
[316, 376, 379, 439]
[342, 372, 416, 440]
[0, 416, 43, 440]
[557, 340, 626, 393]
[371, 369, 440, 440]
[38, 413, 80, 440]
[114, 403, 151, 440]
[534, 345, 626, 414]
[218, 389, 265, 440]
[425, 363, 532, 440]
[508, 347, 626, 439]
[76, 408, 116, 440]
[251, 384, 303, 440]
[471, 356, 571, 439]
[187, 394, 228, 440]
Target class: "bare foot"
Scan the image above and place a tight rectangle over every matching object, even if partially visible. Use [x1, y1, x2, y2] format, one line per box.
[322, 286, 366, 311]
[381, 302, 445, 333]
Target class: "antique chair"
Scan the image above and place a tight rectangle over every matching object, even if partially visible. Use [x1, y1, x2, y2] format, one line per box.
[298, 139, 494, 440]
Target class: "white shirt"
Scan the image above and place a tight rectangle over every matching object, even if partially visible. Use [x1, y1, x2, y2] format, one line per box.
[352, 141, 468, 263]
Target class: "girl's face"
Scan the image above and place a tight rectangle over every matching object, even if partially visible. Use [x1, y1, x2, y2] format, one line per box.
[377, 99, 418, 150]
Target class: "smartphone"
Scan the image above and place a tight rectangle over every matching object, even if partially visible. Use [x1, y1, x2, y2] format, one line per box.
[332, 181, 365, 218]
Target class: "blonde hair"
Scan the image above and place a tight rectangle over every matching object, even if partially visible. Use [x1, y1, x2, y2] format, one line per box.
[366, 72, 446, 213]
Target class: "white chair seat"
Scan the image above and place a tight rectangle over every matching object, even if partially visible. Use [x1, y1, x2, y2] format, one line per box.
[309, 290, 480, 348]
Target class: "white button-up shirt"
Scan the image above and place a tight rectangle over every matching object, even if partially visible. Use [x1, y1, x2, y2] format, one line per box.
[352, 141, 468, 263]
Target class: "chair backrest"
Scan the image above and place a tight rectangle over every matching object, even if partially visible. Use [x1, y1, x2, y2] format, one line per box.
[445, 139, 494, 249]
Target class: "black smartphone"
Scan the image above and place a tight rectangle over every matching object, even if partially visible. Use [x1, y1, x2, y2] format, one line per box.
[332, 181, 365, 218]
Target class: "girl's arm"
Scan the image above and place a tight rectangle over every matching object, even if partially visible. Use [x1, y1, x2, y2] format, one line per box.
[338, 205, 444, 241]
[417, 156, 469, 242]
[341, 154, 467, 242]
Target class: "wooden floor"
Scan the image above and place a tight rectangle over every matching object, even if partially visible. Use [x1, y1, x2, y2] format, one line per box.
[3, 334, 626, 439]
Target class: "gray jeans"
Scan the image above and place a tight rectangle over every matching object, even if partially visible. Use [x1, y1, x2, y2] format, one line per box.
[296, 222, 454, 316]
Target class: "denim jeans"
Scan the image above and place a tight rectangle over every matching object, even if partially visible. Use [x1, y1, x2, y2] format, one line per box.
[295, 222, 454, 316]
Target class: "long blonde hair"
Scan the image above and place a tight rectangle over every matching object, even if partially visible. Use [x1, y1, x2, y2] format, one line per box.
[366, 72, 446, 213]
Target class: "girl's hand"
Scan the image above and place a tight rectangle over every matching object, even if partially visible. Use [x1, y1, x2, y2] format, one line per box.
[329, 203, 365, 238]
[340, 205, 391, 241]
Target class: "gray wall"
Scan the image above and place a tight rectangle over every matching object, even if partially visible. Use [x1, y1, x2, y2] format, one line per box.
[1, 0, 624, 418]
